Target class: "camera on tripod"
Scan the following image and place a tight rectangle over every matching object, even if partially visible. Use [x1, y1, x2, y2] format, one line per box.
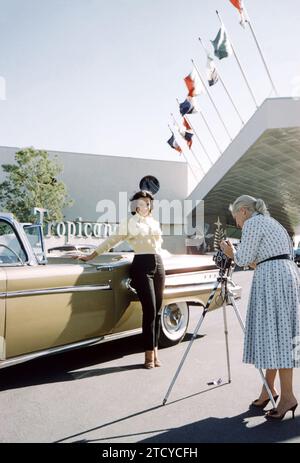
[213, 249, 232, 271]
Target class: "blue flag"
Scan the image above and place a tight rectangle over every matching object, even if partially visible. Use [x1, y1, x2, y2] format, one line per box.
[167, 133, 182, 153]
[179, 97, 198, 116]
[183, 130, 193, 149]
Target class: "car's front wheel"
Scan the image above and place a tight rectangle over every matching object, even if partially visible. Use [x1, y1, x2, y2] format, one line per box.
[158, 302, 189, 348]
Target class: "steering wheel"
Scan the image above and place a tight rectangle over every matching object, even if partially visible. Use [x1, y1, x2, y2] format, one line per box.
[0, 244, 24, 264]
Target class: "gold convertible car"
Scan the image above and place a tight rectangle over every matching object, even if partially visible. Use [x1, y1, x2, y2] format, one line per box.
[0, 213, 241, 369]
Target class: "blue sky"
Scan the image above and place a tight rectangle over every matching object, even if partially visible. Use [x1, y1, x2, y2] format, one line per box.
[0, 0, 299, 170]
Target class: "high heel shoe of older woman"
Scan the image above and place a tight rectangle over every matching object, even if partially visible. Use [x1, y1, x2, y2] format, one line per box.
[265, 403, 298, 420]
[250, 394, 279, 409]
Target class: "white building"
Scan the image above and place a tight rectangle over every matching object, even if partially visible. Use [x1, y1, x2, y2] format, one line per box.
[0, 146, 193, 253]
[1, 97, 300, 253]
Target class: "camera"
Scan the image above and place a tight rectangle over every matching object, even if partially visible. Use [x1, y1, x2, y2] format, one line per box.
[213, 249, 232, 271]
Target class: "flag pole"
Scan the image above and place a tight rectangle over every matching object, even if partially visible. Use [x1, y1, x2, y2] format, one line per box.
[175, 99, 213, 166]
[191, 58, 233, 141]
[168, 122, 201, 182]
[216, 10, 258, 109]
[186, 115, 214, 165]
[171, 114, 206, 177]
[198, 37, 244, 125]
[198, 109, 222, 155]
[243, 5, 279, 96]
[190, 146, 205, 177]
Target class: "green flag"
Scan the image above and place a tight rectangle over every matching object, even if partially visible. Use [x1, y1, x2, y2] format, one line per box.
[211, 24, 232, 60]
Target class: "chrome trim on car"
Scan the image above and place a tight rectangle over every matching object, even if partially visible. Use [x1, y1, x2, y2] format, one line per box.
[96, 265, 113, 272]
[165, 281, 217, 289]
[0, 263, 25, 268]
[95, 260, 129, 271]
[0, 328, 143, 368]
[164, 281, 241, 298]
[0, 336, 105, 368]
[165, 271, 218, 286]
[164, 283, 215, 295]
[122, 278, 137, 294]
[4, 284, 112, 298]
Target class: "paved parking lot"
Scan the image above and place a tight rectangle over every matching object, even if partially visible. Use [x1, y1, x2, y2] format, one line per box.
[0, 270, 299, 443]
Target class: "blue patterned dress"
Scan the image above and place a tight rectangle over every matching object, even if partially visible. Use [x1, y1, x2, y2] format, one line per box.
[234, 212, 300, 369]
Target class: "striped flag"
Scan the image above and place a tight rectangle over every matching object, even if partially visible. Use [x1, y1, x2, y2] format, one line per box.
[167, 132, 182, 153]
[229, 0, 247, 28]
[183, 117, 192, 130]
[179, 128, 193, 149]
[179, 97, 199, 116]
[206, 54, 219, 86]
[183, 130, 193, 149]
[211, 24, 232, 60]
[184, 69, 205, 97]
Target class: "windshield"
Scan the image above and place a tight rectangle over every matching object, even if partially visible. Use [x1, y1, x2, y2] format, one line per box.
[0, 220, 27, 265]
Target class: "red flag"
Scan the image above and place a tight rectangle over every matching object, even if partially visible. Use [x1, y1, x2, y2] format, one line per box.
[184, 70, 204, 97]
[183, 117, 192, 130]
[229, 0, 242, 12]
[229, 0, 247, 27]
[184, 74, 196, 97]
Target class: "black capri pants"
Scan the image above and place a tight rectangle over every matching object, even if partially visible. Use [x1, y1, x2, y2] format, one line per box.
[130, 254, 165, 351]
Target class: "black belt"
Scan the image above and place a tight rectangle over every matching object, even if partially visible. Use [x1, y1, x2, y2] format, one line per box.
[257, 254, 291, 266]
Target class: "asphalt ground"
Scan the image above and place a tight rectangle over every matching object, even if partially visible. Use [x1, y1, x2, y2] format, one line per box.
[0, 269, 300, 444]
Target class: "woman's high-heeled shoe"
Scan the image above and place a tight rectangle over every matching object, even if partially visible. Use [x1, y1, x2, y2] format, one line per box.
[144, 350, 154, 369]
[265, 403, 298, 420]
[250, 394, 279, 409]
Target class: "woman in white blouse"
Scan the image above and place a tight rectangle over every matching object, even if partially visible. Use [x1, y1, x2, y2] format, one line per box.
[78, 190, 165, 369]
[221, 195, 300, 420]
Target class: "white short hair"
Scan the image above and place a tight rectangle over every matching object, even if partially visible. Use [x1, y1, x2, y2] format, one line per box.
[229, 195, 269, 216]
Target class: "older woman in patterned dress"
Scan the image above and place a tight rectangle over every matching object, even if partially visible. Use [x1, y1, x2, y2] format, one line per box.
[221, 195, 300, 420]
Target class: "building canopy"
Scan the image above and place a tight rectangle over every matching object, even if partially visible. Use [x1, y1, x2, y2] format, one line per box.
[187, 98, 300, 239]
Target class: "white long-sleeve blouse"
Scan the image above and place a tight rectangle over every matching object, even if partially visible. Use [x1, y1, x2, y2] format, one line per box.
[94, 213, 163, 255]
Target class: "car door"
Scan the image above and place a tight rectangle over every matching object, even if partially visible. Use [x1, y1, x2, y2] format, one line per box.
[0, 269, 6, 361]
[4, 263, 116, 359]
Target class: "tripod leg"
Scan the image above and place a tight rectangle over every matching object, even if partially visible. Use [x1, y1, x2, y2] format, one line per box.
[162, 278, 221, 405]
[222, 301, 231, 383]
[162, 309, 207, 405]
[228, 293, 277, 409]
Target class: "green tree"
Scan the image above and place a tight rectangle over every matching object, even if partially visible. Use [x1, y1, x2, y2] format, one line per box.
[0, 147, 73, 222]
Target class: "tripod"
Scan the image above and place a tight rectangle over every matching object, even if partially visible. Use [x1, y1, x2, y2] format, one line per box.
[162, 263, 277, 408]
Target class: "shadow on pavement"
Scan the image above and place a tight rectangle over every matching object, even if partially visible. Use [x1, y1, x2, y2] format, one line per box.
[139, 408, 300, 443]
[55, 400, 300, 444]
[0, 331, 203, 391]
[0, 335, 145, 391]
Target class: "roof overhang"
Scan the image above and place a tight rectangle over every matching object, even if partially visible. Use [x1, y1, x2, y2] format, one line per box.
[187, 97, 300, 236]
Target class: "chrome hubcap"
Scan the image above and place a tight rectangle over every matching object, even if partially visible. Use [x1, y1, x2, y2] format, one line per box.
[161, 302, 188, 341]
